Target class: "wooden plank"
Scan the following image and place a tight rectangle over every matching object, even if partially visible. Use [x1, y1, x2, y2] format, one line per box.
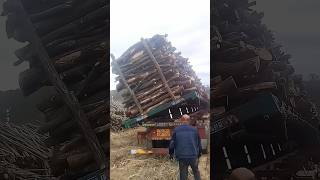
[141, 38, 176, 100]
[111, 54, 144, 115]
[15, 0, 106, 169]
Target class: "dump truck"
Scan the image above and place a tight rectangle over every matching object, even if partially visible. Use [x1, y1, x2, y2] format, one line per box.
[125, 90, 209, 154]
[111, 34, 210, 154]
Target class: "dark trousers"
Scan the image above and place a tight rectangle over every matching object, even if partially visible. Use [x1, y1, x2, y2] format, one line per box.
[178, 158, 201, 180]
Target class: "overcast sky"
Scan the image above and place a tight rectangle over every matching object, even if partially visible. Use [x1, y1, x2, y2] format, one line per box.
[110, 0, 210, 90]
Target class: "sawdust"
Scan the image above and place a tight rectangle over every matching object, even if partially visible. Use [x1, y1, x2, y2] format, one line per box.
[110, 127, 210, 180]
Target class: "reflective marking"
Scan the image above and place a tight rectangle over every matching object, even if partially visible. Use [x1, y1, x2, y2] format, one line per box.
[222, 146, 228, 157]
[261, 144, 266, 159]
[168, 109, 173, 119]
[179, 108, 183, 115]
[271, 144, 275, 155]
[244, 145, 251, 164]
[226, 159, 232, 170]
[278, 143, 282, 151]
[222, 147, 232, 169]
[186, 107, 189, 113]
[244, 145, 249, 153]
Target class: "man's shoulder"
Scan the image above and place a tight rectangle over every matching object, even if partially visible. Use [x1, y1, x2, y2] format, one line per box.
[174, 125, 197, 132]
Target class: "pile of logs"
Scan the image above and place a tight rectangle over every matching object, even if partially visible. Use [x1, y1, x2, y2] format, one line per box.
[110, 101, 126, 132]
[112, 34, 208, 118]
[212, 0, 320, 178]
[212, 0, 319, 124]
[2, 0, 108, 179]
[0, 122, 53, 179]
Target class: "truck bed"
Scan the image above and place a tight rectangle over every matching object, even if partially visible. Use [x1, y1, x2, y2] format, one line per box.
[123, 90, 209, 128]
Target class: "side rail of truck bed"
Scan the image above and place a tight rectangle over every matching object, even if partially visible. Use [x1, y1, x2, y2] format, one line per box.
[123, 90, 208, 128]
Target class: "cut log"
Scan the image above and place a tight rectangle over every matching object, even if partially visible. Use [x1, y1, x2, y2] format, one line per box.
[70, 72, 107, 99]
[41, 6, 107, 44]
[54, 51, 82, 71]
[47, 33, 106, 57]
[36, 94, 63, 113]
[250, 46, 273, 61]
[32, 0, 106, 36]
[212, 76, 238, 98]
[19, 68, 50, 96]
[233, 68, 275, 87]
[126, 86, 184, 117]
[213, 56, 260, 77]
[14, 43, 32, 59]
[37, 106, 71, 134]
[211, 76, 222, 86]
[80, 91, 106, 107]
[29, 2, 73, 22]
[238, 82, 277, 94]
[59, 63, 92, 82]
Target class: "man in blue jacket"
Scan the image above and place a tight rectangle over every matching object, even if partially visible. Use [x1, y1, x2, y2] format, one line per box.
[169, 114, 202, 180]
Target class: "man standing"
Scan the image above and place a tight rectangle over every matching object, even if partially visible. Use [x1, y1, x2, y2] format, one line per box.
[169, 114, 202, 180]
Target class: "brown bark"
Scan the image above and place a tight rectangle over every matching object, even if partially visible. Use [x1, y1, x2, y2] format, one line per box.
[212, 76, 238, 98]
[238, 82, 277, 94]
[213, 56, 260, 77]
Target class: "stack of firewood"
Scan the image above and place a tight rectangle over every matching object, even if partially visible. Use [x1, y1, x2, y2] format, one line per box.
[212, 0, 319, 123]
[110, 101, 126, 132]
[212, 0, 276, 102]
[2, 0, 108, 178]
[212, 1, 320, 178]
[112, 34, 208, 118]
[0, 122, 53, 179]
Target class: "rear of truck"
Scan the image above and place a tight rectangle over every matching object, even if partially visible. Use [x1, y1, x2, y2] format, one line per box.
[111, 34, 209, 154]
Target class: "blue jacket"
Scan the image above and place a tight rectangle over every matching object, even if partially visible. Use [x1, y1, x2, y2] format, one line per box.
[169, 124, 202, 159]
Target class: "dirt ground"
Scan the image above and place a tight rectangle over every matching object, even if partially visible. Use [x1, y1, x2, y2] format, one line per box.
[110, 127, 210, 180]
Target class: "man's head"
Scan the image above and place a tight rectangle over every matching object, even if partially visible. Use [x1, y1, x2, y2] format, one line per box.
[180, 114, 190, 124]
[228, 168, 256, 180]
